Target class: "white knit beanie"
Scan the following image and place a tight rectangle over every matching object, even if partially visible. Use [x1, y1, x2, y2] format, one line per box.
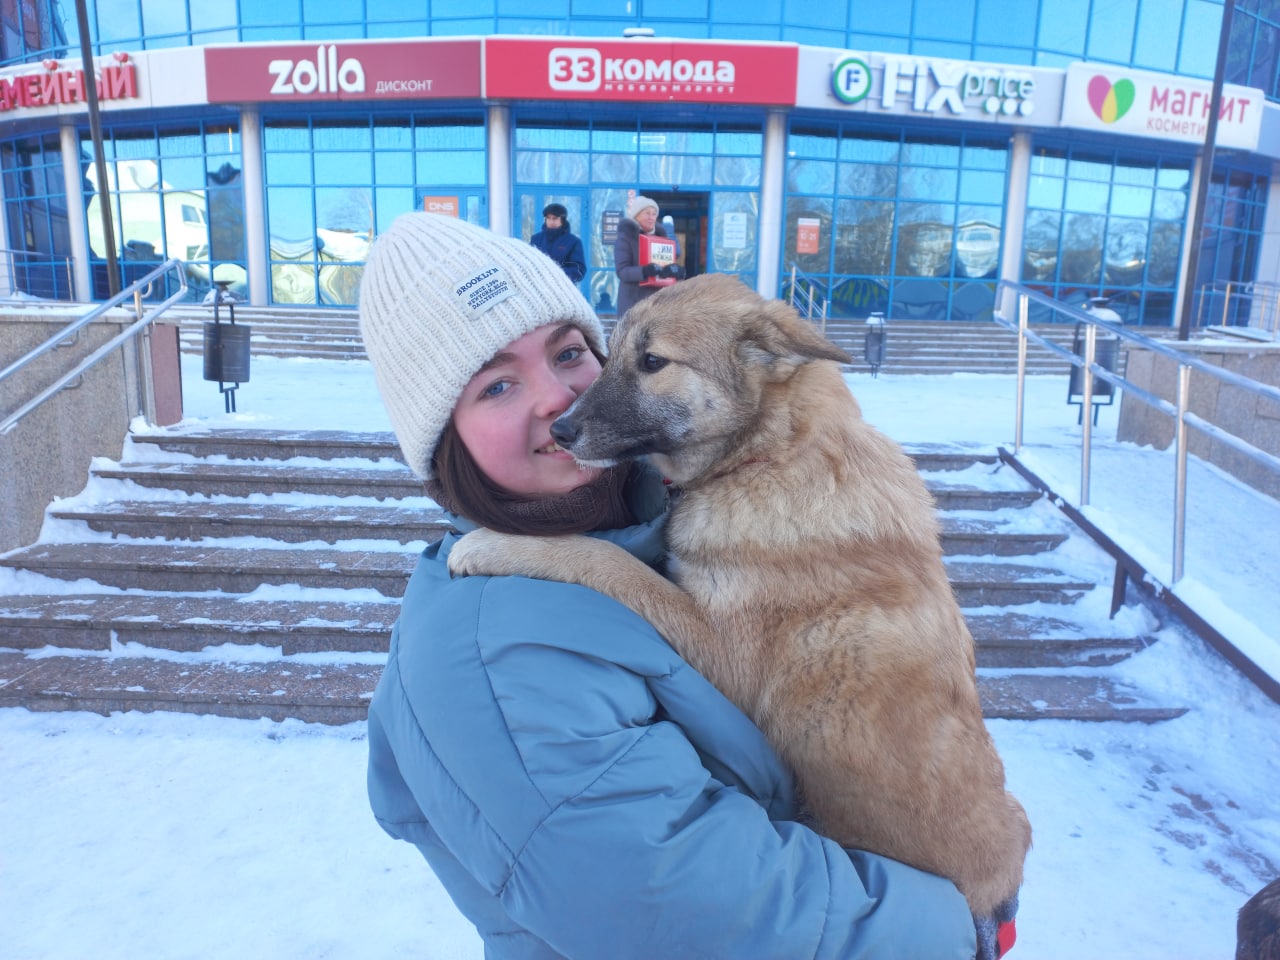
[628, 195, 658, 218]
[358, 212, 605, 480]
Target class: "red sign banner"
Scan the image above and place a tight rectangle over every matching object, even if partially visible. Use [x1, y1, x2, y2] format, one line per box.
[204, 39, 481, 103]
[485, 38, 798, 105]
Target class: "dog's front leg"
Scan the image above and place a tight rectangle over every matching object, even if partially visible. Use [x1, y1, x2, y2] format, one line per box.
[448, 529, 714, 653]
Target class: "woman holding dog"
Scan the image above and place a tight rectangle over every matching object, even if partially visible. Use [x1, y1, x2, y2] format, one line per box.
[358, 212, 975, 960]
[613, 194, 683, 318]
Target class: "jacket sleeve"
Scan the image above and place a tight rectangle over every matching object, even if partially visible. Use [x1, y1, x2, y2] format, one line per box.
[563, 235, 586, 283]
[369, 570, 975, 960]
[614, 230, 646, 284]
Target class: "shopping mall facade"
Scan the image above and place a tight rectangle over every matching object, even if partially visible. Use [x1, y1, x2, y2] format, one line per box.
[1, 1, 1277, 326]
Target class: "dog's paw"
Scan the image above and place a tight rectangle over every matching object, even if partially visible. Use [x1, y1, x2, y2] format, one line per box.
[446, 528, 524, 578]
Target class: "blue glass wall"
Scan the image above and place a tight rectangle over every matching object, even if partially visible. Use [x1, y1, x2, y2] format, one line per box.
[1020, 144, 1193, 325]
[4, 1, 1258, 99]
[262, 111, 486, 305]
[0, 133, 73, 299]
[783, 121, 1009, 321]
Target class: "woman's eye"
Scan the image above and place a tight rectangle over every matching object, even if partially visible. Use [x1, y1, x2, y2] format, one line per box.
[557, 345, 585, 364]
[642, 353, 668, 372]
[481, 380, 509, 398]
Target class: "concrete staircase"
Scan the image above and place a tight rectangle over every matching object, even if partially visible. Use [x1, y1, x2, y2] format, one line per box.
[0, 428, 1187, 724]
[164, 305, 1097, 375]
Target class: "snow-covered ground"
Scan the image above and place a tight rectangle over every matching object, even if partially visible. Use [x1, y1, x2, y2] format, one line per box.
[2, 353, 1278, 960]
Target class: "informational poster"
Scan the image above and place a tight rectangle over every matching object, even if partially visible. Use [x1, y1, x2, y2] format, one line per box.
[722, 212, 748, 249]
[601, 209, 622, 246]
[796, 217, 821, 254]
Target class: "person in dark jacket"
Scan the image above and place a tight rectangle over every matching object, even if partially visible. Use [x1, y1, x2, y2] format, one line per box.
[613, 194, 683, 318]
[357, 211, 976, 960]
[530, 202, 586, 283]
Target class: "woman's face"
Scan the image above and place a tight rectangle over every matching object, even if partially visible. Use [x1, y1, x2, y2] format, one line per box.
[453, 322, 604, 498]
[634, 206, 658, 233]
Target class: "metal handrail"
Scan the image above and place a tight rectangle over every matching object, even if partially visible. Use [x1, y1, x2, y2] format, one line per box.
[0, 259, 188, 435]
[995, 280, 1280, 583]
[0, 246, 74, 299]
[786, 263, 828, 332]
[1195, 279, 1280, 340]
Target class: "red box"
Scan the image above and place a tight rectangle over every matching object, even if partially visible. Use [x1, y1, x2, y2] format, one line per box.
[638, 234, 677, 288]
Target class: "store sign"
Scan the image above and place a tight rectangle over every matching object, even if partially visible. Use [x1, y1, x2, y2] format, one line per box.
[1061, 63, 1263, 150]
[204, 39, 481, 102]
[796, 218, 821, 254]
[797, 49, 1061, 127]
[0, 52, 138, 113]
[421, 196, 459, 217]
[486, 38, 798, 105]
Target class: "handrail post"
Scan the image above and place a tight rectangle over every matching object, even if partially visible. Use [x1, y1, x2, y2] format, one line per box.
[789, 264, 797, 309]
[1222, 281, 1231, 327]
[1015, 291, 1028, 453]
[1080, 322, 1096, 505]
[1173, 362, 1192, 583]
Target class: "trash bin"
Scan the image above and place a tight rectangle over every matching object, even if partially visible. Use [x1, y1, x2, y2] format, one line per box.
[864, 311, 887, 377]
[202, 321, 252, 384]
[1067, 298, 1120, 424]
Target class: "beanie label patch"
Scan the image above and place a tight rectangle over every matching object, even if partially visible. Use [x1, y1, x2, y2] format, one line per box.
[453, 265, 515, 319]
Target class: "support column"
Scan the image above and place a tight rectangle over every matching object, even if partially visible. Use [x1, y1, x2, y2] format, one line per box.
[757, 108, 787, 299]
[487, 104, 512, 236]
[59, 119, 92, 301]
[1172, 153, 1205, 330]
[997, 131, 1032, 317]
[239, 105, 269, 306]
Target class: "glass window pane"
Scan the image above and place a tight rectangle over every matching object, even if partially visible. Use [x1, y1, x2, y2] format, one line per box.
[840, 135, 900, 164]
[961, 143, 1008, 171]
[715, 129, 762, 155]
[789, 128, 838, 158]
[315, 152, 371, 184]
[160, 156, 206, 191]
[901, 139, 960, 166]
[834, 198, 894, 275]
[1060, 213, 1106, 283]
[1154, 187, 1189, 220]
[785, 198, 832, 274]
[268, 187, 315, 243]
[591, 128, 636, 152]
[1110, 184, 1153, 217]
[517, 126, 590, 150]
[1065, 180, 1110, 214]
[265, 123, 311, 151]
[1147, 221, 1183, 285]
[266, 153, 313, 185]
[375, 152, 414, 185]
[786, 159, 836, 194]
[839, 162, 900, 198]
[1088, 0, 1138, 62]
[1039, 0, 1087, 54]
[1027, 174, 1064, 209]
[375, 188, 415, 232]
[639, 153, 712, 183]
[714, 155, 761, 186]
[955, 216, 1001, 279]
[417, 151, 485, 184]
[1022, 209, 1061, 281]
[1105, 218, 1149, 286]
[415, 123, 484, 150]
[896, 210, 954, 277]
[313, 123, 371, 151]
[899, 166, 958, 202]
[708, 190, 759, 273]
[374, 121, 412, 150]
[592, 153, 637, 182]
[958, 169, 1006, 204]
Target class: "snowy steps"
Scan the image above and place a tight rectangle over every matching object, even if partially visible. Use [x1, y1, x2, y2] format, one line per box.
[167, 308, 1087, 374]
[0, 428, 1184, 724]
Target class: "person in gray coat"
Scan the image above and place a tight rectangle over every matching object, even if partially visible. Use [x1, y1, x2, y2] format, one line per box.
[613, 194, 683, 318]
[357, 211, 976, 960]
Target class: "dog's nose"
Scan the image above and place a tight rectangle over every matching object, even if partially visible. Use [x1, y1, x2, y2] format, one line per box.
[550, 415, 578, 447]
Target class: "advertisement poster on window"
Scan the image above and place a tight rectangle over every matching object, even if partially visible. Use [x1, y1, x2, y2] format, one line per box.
[722, 212, 748, 250]
[796, 218, 821, 255]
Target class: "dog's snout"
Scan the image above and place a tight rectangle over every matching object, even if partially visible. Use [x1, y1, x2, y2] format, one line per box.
[550, 414, 578, 447]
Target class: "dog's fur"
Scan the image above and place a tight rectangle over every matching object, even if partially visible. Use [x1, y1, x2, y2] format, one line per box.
[449, 273, 1031, 916]
[1239, 877, 1280, 960]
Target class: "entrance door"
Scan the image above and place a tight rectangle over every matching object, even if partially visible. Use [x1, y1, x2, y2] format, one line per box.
[516, 187, 590, 296]
[645, 190, 708, 280]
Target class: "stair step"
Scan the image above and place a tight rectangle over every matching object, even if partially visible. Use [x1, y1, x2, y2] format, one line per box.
[943, 559, 1095, 605]
[0, 542, 417, 595]
[929, 484, 1043, 511]
[0, 593, 397, 654]
[50, 501, 451, 545]
[93, 461, 425, 499]
[966, 611, 1154, 667]
[0, 651, 1186, 724]
[937, 517, 1068, 556]
[130, 429, 401, 462]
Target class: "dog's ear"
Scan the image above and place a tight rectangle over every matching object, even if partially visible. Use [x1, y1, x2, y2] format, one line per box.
[739, 300, 852, 376]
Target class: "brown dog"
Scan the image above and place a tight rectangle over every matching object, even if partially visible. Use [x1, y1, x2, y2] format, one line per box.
[449, 274, 1031, 926]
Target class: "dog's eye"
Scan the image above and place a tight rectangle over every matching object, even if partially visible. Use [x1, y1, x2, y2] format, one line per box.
[641, 353, 668, 372]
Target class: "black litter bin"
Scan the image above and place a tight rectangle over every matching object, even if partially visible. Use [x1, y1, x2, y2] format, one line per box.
[1067, 304, 1119, 425]
[202, 320, 252, 384]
